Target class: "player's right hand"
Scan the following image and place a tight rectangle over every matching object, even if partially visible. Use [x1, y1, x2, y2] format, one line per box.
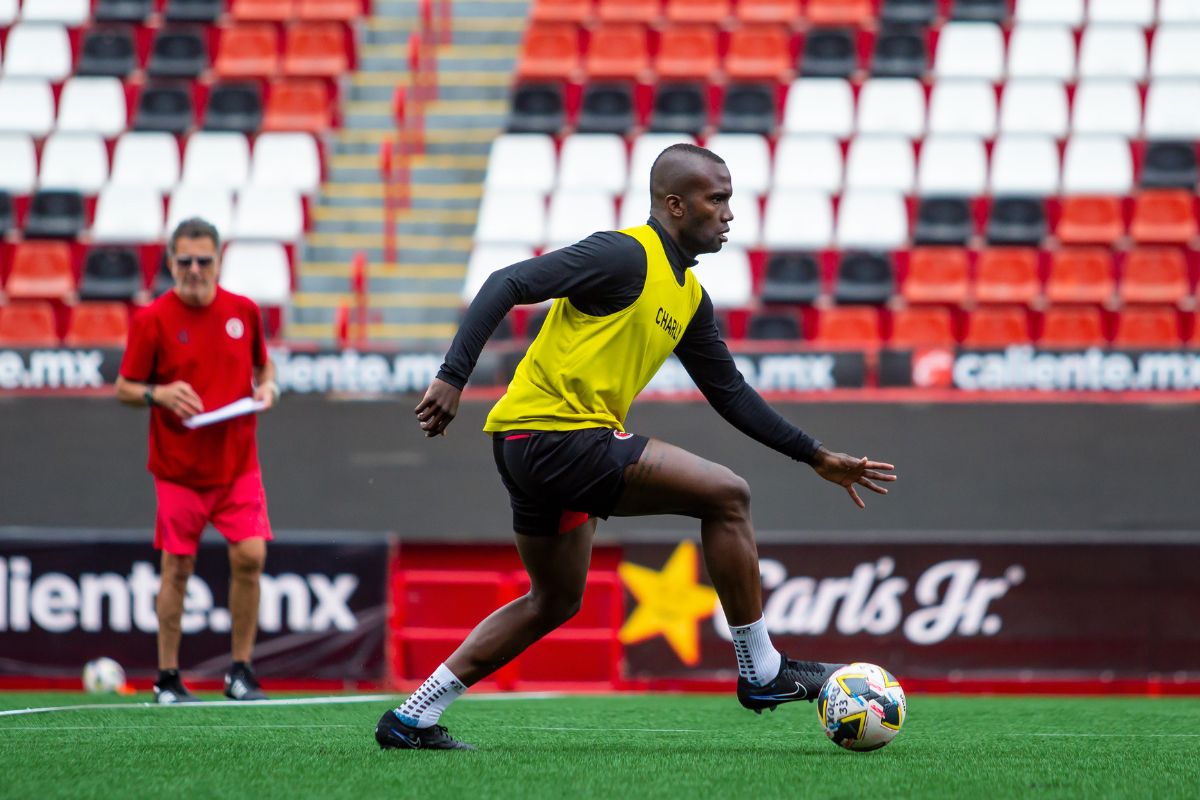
[157, 381, 204, 420]
[415, 377, 461, 437]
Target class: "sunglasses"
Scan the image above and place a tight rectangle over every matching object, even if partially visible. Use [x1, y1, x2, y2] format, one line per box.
[174, 255, 215, 268]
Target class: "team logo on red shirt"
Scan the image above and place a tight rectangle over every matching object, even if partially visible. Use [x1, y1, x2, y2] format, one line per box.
[226, 318, 245, 340]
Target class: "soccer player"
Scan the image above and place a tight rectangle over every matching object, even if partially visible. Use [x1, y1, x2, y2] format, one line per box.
[116, 218, 279, 704]
[375, 145, 897, 750]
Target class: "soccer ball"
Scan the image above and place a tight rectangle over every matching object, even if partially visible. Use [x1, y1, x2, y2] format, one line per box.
[82, 657, 126, 694]
[817, 662, 906, 752]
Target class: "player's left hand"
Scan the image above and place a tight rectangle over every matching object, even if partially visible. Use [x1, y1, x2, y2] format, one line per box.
[254, 381, 279, 412]
[415, 377, 461, 437]
[811, 447, 897, 509]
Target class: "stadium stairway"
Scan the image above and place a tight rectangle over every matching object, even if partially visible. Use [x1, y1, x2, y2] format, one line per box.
[286, 0, 527, 344]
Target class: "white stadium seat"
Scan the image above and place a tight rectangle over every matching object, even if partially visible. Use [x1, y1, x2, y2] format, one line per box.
[999, 80, 1068, 137]
[181, 132, 251, 191]
[724, 192, 761, 248]
[691, 247, 752, 309]
[557, 134, 627, 195]
[990, 135, 1060, 196]
[706, 133, 771, 197]
[232, 186, 303, 241]
[628, 133, 695, 193]
[836, 191, 908, 249]
[1061, 136, 1133, 195]
[1014, 0, 1083, 26]
[782, 79, 854, 137]
[110, 132, 181, 191]
[856, 78, 925, 138]
[934, 23, 1005, 81]
[462, 245, 535, 303]
[772, 136, 841, 193]
[1007, 25, 1075, 81]
[1088, 0, 1153, 25]
[39, 133, 108, 194]
[927, 80, 997, 137]
[1072, 81, 1141, 137]
[1150, 26, 1200, 78]
[483, 133, 556, 193]
[618, 186, 650, 229]
[57, 77, 128, 138]
[845, 136, 914, 192]
[0, 134, 37, 194]
[475, 189, 546, 246]
[1159, 0, 1200, 24]
[916, 136, 988, 196]
[0, 79, 55, 136]
[166, 186, 235, 238]
[545, 189, 616, 249]
[21, 0, 90, 25]
[1143, 81, 1200, 138]
[250, 133, 321, 194]
[219, 243, 292, 307]
[1078, 26, 1147, 80]
[762, 190, 833, 249]
[0, 0, 17, 26]
[93, 185, 165, 243]
[3, 23, 71, 81]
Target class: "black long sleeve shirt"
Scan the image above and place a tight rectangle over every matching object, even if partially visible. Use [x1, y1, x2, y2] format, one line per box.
[438, 218, 822, 464]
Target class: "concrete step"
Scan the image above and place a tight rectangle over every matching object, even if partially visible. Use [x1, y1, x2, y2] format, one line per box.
[344, 98, 508, 117]
[315, 195, 482, 210]
[348, 83, 508, 102]
[313, 204, 479, 223]
[293, 290, 461, 309]
[307, 230, 473, 249]
[283, 321, 458, 343]
[304, 245, 470, 264]
[373, 0, 531, 15]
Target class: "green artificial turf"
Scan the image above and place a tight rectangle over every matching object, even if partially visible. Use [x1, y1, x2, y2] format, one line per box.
[1, 692, 1198, 799]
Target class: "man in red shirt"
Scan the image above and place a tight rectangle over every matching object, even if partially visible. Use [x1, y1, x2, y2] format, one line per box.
[116, 217, 279, 704]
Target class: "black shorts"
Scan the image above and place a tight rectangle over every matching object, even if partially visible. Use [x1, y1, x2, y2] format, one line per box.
[492, 428, 650, 537]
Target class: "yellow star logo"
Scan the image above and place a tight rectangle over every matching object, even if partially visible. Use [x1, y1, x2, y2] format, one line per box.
[618, 540, 719, 665]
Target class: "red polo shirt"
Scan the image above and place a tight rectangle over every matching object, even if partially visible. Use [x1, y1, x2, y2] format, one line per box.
[120, 287, 268, 488]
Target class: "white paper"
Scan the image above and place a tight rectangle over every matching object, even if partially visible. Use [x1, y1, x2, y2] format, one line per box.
[182, 397, 267, 429]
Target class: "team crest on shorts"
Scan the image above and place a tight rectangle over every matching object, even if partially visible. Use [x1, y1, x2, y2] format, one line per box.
[613, 431, 634, 440]
[225, 318, 245, 339]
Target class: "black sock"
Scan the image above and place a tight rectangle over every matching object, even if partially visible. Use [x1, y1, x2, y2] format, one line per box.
[232, 661, 249, 673]
[157, 668, 179, 685]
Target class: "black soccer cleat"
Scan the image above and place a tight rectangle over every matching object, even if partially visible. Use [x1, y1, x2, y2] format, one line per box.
[153, 673, 201, 705]
[737, 655, 843, 714]
[375, 709, 475, 751]
[224, 663, 269, 701]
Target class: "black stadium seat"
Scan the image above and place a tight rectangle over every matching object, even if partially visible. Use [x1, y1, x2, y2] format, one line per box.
[24, 190, 86, 239]
[0, 191, 13, 238]
[134, 83, 195, 133]
[747, 311, 801, 340]
[834, 251, 894, 305]
[760, 252, 821, 305]
[801, 28, 857, 78]
[872, 27, 928, 78]
[719, 82, 776, 135]
[77, 27, 138, 78]
[154, 252, 175, 297]
[649, 82, 708, 135]
[913, 197, 974, 245]
[880, 0, 937, 26]
[165, 0, 225, 23]
[1140, 142, 1198, 190]
[576, 82, 635, 134]
[94, 0, 153, 23]
[80, 248, 144, 301]
[205, 82, 264, 133]
[148, 28, 209, 79]
[507, 82, 565, 135]
[952, 0, 1008, 23]
[986, 197, 1046, 246]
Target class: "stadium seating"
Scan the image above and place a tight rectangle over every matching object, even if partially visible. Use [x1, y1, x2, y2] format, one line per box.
[558, 134, 628, 195]
[0, 302, 59, 347]
[57, 78, 128, 138]
[811, 306, 882, 349]
[110, 132, 182, 191]
[903, 248, 970, 305]
[0, 134, 37, 194]
[5, 242, 74, 300]
[964, 306, 1030, 348]
[79, 247, 145, 301]
[891, 306, 956, 348]
[1040, 306, 1106, 348]
[1120, 249, 1190, 305]
[219, 242, 293, 306]
[1045, 249, 1115, 304]
[64, 302, 130, 348]
[1113, 306, 1182, 349]
[38, 133, 109, 195]
[974, 248, 1040, 305]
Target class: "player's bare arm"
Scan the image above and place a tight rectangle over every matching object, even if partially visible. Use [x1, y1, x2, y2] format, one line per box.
[115, 375, 204, 419]
[810, 446, 897, 509]
[253, 360, 279, 412]
[415, 377, 461, 437]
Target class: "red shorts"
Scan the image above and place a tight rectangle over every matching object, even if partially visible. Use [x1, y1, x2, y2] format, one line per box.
[154, 471, 273, 556]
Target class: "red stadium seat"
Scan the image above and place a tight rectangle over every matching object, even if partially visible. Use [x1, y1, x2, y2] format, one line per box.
[1113, 306, 1181, 349]
[1040, 306, 1106, 349]
[64, 302, 130, 348]
[283, 22, 349, 78]
[1045, 248, 1115, 304]
[263, 79, 331, 132]
[1129, 191, 1198, 245]
[811, 306, 881, 348]
[964, 307, 1030, 348]
[0, 301, 59, 346]
[595, 0, 661, 24]
[890, 306, 956, 348]
[215, 24, 280, 80]
[531, 0, 594, 23]
[735, 0, 801, 24]
[902, 247, 969, 304]
[585, 25, 650, 80]
[1056, 196, 1124, 245]
[296, 0, 364, 21]
[231, 0, 295, 21]
[5, 241, 74, 300]
[518, 24, 581, 79]
[1120, 248, 1190, 305]
[974, 248, 1040, 305]
[664, 0, 730, 25]
[656, 25, 720, 81]
[806, 0, 874, 26]
[725, 26, 793, 82]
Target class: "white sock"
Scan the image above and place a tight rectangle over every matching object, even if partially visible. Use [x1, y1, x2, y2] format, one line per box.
[729, 616, 782, 686]
[394, 663, 467, 728]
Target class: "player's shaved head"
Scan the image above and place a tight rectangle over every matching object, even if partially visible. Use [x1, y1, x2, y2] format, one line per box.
[650, 144, 726, 208]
